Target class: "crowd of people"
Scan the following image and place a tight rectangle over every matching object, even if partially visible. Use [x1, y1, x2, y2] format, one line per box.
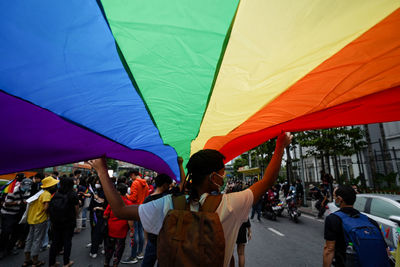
[0, 168, 177, 267]
[0, 131, 393, 266]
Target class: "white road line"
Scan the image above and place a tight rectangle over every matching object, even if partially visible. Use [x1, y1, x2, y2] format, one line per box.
[302, 214, 324, 223]
[268, 227, 285, 237]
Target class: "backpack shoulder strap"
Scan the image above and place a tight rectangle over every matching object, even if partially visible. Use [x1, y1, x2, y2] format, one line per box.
[172, 195, 188, 210]
[201, 194, 223, 212]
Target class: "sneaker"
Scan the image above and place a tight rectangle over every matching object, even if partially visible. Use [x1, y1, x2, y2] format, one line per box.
[101, 249, 105, 255]
[89, 253, 97, 258]
[86, 243, 92, 248]
[137, 253, 144, 260]
[121, 257, 138, 264]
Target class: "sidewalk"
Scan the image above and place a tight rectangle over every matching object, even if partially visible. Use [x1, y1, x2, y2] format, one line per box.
[299, 200, 318, 217]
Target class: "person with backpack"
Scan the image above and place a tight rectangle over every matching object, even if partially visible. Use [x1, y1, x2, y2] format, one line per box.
[89, 132, 292, 267]
[48, 177, 79, 267]
[323, 185, 390, 267]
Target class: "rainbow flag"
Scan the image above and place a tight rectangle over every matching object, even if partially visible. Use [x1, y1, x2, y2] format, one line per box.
[0, 179, 17, 194]
[84, 188, 89, 194]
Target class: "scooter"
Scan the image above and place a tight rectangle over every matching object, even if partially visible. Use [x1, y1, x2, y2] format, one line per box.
[286, 192, 301, 223]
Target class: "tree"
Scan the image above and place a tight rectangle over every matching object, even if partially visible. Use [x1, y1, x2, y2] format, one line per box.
[106, 158, 118, 171]
[232, 138, 277, 178]
[296, 127, 365, 184]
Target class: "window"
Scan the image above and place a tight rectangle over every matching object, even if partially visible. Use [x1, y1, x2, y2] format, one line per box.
[369, 198, 400, 220]
[353, 196, 367, 212]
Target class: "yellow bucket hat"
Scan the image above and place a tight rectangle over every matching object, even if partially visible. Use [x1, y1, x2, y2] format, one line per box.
[41, 176, 59, 188]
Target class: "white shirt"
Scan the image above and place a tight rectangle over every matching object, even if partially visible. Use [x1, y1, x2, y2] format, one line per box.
[139, 189, 254, 267]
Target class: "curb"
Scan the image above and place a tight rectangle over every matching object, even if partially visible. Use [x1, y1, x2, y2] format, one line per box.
[299, 207, 318, 217]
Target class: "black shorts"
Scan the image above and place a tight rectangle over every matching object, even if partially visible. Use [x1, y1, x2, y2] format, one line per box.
[236, 224, 247, 244]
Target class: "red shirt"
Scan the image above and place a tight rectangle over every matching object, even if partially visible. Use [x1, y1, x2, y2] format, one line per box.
[104, 196, 132, 238]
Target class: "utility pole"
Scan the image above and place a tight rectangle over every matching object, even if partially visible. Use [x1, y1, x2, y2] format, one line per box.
[299, 143, 307, 206]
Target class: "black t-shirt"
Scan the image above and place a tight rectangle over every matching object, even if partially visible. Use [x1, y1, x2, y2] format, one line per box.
[295, 183, 304, 196]
[51, 191, 79, 229]
[311, 187, 323, 200]
[324, 207, 383, 267]
[89, 189, 107, 214]
[143, 193, 168, 243]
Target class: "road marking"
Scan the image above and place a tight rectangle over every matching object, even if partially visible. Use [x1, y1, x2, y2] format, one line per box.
[268, 227, 285, 236]
[302, 214, 324, 223]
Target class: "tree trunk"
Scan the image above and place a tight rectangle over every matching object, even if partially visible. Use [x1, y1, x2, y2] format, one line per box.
[333, 155, 341, 184]
[320, 151, 325, 174]
[325, 152, 331, 175]
[356, 150, 366, 188]
[364, 124, 377, 188]
[379, 123, 393, 174]
[286, 146, 292, 184]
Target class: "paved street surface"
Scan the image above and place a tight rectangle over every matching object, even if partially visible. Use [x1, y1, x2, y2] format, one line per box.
[1, 211, 325, 267]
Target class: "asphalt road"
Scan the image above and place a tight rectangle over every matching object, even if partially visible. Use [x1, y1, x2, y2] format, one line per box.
[1, 212, 325, 267]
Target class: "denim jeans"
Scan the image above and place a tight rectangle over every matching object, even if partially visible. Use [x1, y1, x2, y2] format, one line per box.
[251, 201, 262, 220]
[141, 239, 158, 267]
[41, 220, 51, 247]
[82, 207, 87, 227]
[131, 221, 144, 258]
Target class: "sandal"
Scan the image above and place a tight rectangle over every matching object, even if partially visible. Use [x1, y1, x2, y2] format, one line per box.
[63, 261, 74, 267]
[32, 260, 45, 267]
[22, 260, 33, 267]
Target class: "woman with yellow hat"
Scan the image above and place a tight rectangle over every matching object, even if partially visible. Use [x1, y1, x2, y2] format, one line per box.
[23, 176, 59, 267]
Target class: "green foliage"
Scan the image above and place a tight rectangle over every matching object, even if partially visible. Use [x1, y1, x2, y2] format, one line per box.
[232, 138, 277, 177]
[373, 172, 399, 190]
[296, 127, 365, 158]
[106, 158, 118, 171]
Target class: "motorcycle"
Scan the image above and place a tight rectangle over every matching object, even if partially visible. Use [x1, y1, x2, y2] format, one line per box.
[272, 199, 284, 217]
[286, 192, 301, 223]
[262, 190, 278, 221]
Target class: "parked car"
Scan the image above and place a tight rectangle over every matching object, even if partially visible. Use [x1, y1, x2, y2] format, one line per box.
[327, 194, 400, 257]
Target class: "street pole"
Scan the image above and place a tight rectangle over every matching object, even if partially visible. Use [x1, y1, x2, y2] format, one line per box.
[299, 143, 307, 207]
[248, 150, 252, 168]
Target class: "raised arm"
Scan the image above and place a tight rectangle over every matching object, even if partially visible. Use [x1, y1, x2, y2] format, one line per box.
[249, 132, 292, 204]
[177, 157, 186, 192]
[88, 158, 140, 221]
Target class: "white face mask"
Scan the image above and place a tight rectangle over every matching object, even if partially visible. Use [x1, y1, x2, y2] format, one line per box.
[127, 188, 131, 195]
[95, 183, 101, 189]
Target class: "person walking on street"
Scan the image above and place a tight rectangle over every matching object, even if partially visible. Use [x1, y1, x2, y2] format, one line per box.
[23, 176, 59, 267]
[122, 169, 149, 264]
[103, 183, 133, 267]
[89, 132, 292, 267]
[0, 178, 32, 259]
[48, 177, 79, 267]
[89, 178, 107, 258]
[230, 218, 251, 267]
[323, 185, 390, 267]
[141, 174, 172, 267]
